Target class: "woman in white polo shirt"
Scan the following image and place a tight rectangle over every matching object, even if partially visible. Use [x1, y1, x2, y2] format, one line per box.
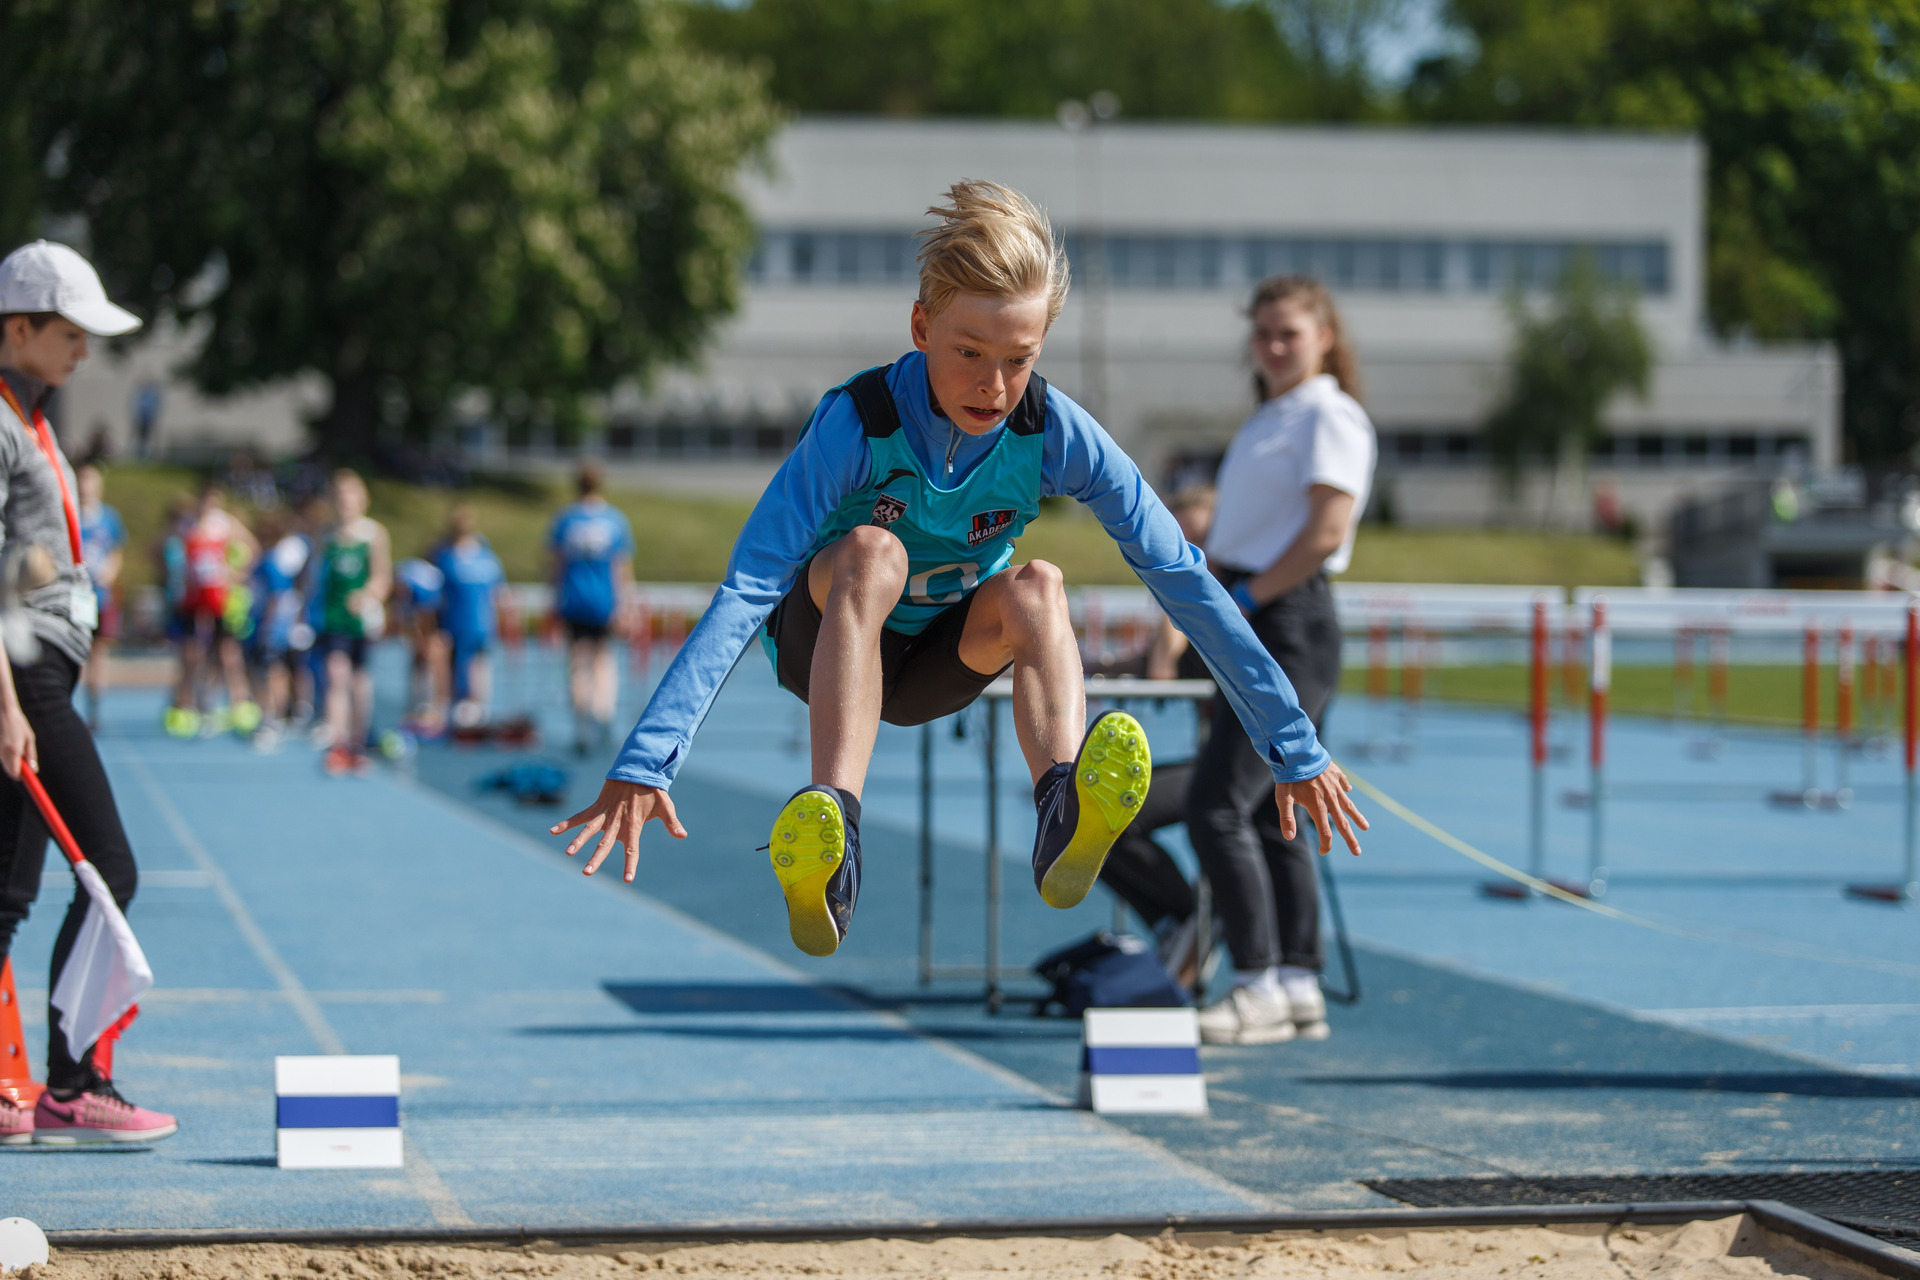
[1191, 275, 1375, 1047]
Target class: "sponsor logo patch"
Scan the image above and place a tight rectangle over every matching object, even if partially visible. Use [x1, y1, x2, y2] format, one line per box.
[870, 493, 909, 527]
[966, 508, 1017, 548]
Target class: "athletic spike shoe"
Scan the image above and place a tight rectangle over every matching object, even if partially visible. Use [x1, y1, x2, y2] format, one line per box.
[230, 700, 262, 736]
[163, 706, 200, 739]
[1032, 710, 1152, 909]
[767, 786, 862, 957]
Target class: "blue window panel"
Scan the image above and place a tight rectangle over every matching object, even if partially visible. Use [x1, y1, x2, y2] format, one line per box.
[759, 228, 1668, 296]
[789, 233, 818, 282]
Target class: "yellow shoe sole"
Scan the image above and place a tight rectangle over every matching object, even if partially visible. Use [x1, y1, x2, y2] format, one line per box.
[1038, 711, 1152, 909]
[769, 790, 850, 957]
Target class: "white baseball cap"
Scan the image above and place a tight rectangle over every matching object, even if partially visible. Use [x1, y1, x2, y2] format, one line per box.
[0, 240, 142, 337]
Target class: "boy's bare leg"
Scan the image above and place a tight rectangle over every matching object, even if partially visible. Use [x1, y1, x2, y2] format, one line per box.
[591, 641, 618, 722]
[325, 649, 352, 746]
[957, 560, 1083, 784]
[352, 670, 373, 745]
[806, 526, 908, 798]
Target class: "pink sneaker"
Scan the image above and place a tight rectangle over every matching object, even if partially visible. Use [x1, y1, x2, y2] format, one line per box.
[33, 1084, 177, 1145]
[0, 1098, 32, 1146]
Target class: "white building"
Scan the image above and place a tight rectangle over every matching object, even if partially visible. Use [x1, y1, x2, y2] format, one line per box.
[617, 119, 1838, 531]
[68, 118, 1838, 538]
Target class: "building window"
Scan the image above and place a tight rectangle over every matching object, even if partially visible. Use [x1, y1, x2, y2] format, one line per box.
[1380, 430, 1809, 468]
[756, 228, 1669, 295]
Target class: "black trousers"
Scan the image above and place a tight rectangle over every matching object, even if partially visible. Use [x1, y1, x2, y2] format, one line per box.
[1187, 574, 1340, 972]
[1098, 760, 1197, 929]
[0, 650, 139, 1086]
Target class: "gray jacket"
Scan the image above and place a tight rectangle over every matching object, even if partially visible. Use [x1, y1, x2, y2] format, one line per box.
[0, 368, 93, 667]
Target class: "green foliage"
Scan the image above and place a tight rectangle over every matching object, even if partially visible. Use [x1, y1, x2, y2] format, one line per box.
[1412, 0, 1920, 461]
[29, 0, 776, 457]
[676, 0, 1398, 122]
[1483, 254, 1652, 490]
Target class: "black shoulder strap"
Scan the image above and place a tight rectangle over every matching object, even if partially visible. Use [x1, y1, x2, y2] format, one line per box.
[845, 365, 902, 439]
[1004, 372, 1049, 437]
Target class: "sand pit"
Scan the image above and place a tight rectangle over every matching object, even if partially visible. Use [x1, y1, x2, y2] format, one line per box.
[22, 1215, 1900, 1280]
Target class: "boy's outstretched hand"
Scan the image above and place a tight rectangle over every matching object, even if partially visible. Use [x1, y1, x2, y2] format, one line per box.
[1276, 762, 1368, 857]
[551, 780, 687, 882]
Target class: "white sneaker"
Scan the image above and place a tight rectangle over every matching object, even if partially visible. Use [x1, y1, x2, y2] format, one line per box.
[1287, 982, 1330, 1040]
[1197, 984, 1296, 1045]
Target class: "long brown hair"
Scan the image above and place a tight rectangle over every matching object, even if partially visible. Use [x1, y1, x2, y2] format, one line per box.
[1247, 275, 1363, 404]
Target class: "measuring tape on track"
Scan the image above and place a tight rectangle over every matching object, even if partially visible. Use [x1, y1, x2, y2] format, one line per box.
[1343, 767, 1920, 982]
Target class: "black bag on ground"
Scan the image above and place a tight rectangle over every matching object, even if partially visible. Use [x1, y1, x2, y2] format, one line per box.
[1032, 931, 1189, 1017]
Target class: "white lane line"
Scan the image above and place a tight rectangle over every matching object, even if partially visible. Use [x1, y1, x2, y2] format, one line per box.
[119, 748, 475, 1228]
[123, 751, 344, 1056]
[1643, 1004, 1920, 1021]
[387, 768, 1281, 1212]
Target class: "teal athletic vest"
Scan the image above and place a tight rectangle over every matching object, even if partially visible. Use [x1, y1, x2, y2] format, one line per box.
[780, 363, 1048, 639]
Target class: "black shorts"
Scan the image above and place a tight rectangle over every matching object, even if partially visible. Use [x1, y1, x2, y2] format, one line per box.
[765, 563, 1007, 727]
[318, 632, 369, 669]
[565, 618, 612, 643]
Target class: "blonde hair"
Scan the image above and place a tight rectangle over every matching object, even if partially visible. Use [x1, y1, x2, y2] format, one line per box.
[1166, 484, 1217, 517]
[1248, 275, 1364, 404]
[916, 181, 1070, 328]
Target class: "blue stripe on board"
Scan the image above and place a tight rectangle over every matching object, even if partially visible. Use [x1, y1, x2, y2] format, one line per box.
[276, 1095, 400, 1129]
[1085, 1046, 1202, 1076]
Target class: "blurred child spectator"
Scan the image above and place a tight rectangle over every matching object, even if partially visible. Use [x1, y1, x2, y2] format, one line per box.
[76, 465, 124, 730]
[314, 469, 391, 774]
[393, 554, 447, 736]
[434, 503, 507, 731]
[548, 463, 632, 755]
[158, 495, 193, 736]
[243, 508, 315, 752]
[167, 483, 259, 738]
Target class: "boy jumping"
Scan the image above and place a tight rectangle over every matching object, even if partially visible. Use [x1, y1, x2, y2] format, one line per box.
[554, 182, 1366, 957]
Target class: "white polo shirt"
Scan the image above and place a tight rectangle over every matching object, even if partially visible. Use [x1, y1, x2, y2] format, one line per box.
[1205, 374, 1376, 577]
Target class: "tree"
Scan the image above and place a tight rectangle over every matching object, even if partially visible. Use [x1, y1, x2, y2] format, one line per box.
[1411, 0, 1920, 463]
[31, 0, 776, 456]
[677, 0, 1399, 123]
[1484, 254, 1652, 518]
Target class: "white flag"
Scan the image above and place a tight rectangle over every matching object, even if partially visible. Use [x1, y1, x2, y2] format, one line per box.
[50, 860, 152, 1057]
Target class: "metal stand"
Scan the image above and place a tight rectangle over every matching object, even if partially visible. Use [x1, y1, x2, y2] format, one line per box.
[984, 696, 1003, 1012]
[918, 722, 934, 987]
[1317, 857, 1361, 1005]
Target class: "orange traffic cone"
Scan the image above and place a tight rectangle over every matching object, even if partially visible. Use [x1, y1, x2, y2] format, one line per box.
[0, 957, 42, 1108]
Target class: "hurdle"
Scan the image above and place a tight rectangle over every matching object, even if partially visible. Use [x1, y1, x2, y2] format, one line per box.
[1587, 596, 1609, 897]
[1847, 600, 1920, 902]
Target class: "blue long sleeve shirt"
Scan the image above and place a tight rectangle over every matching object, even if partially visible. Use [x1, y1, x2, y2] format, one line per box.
[608, 352, 1331, 788]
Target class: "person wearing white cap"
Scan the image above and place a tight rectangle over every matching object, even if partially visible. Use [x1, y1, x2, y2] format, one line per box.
[0, 241, 176, 1145]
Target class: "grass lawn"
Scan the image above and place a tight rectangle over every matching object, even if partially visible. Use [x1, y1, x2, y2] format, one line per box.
[96, 464, 1644, 594]
[1342, 527, 1641, 587]
[1341, 662, 1897, 731]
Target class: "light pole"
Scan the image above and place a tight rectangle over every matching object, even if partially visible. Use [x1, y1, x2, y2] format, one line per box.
[1058, 92, 1119, 421]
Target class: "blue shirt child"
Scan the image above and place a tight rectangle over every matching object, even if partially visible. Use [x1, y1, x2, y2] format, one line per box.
[434, 538, 504, 642]
[548, 500, 632, 627]
[79, 503, 125, 595]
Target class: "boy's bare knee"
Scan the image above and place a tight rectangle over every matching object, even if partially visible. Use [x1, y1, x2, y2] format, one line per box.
[1012, 559, 1065, 595]
[832, 525, 909, 587]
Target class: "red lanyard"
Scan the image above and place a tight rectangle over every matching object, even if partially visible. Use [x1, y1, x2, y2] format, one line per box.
[0, 379, 84, 566]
